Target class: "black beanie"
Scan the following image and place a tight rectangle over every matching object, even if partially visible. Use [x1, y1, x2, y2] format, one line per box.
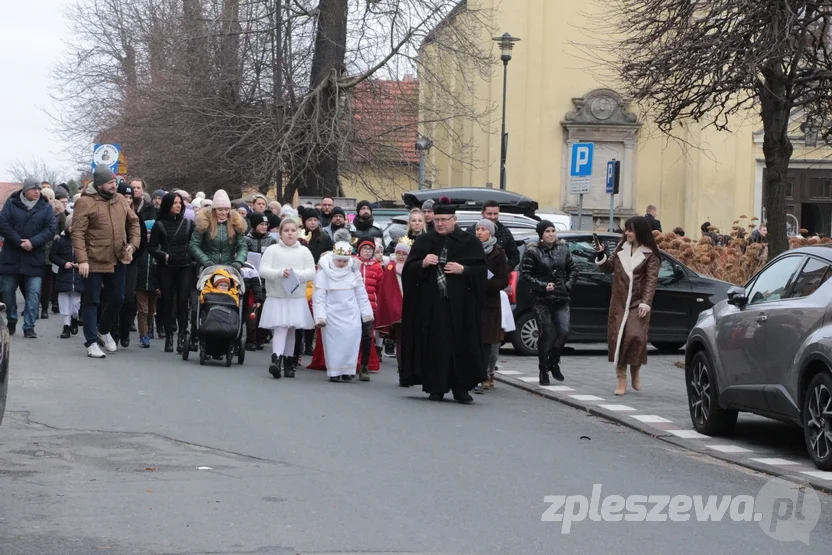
[356, 200, 372, 214]
[54, 186, 69, 200]
[249, 212, 269, 230]
[117, 182, 134, 197]
[302, 208, 321, 227]
[331, 206, 346, 218]
[93, 167, 115, 189]
[266, 212, 281, 230]
[536, 220, 555, 239]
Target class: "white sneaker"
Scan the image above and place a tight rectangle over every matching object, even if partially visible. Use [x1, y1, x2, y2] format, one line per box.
[87, 343, 107, 358]
[98, 333, 118, 353]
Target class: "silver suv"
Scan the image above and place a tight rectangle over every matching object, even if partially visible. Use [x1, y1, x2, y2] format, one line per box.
[685, 246, 832, 469]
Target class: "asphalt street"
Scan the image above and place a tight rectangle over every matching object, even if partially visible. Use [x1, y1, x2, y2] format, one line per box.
[2, 316, 832, 554]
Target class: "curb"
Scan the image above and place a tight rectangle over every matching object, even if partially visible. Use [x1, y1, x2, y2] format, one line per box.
[494, 373, 832, 496]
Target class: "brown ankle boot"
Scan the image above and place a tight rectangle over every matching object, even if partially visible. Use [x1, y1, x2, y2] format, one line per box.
[631, 366, 641, 391]
[614, 366, 627, 396]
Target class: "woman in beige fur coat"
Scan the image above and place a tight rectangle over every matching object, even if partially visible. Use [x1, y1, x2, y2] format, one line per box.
[594, 216, 660, 396]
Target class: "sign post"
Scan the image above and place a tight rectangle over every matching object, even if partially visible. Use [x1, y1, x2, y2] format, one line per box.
[606, 159, 620, 232]
[569, 142, 594, 230]
[92, 144, 121, 175]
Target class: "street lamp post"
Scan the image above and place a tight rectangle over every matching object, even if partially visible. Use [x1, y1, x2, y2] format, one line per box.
[493, 32, 520, 190]
[415, 136, 433, 190]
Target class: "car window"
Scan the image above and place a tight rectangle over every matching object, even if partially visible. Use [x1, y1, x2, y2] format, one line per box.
[746, 256, 803, 305]
[785, 257, 832, 299]
[565, 239, 617, 274]
[659, 256, 676, 280]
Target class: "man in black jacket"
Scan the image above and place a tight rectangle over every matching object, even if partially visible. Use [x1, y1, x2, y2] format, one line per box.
[351, 200, 383, 243]
[645, 205, 662, 232]
[465, 200, 520, 268]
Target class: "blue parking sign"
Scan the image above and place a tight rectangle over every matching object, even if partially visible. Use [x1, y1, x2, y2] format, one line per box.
[569, 142, 594, 195]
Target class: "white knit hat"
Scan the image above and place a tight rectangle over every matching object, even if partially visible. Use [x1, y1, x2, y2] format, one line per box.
[212, 189, 231, 209]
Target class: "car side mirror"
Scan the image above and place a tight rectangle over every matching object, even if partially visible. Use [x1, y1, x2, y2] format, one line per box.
[673, 264, 685, 279]
[727, 286, 748, 307]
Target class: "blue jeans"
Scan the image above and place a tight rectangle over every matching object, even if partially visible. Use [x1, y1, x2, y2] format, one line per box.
[1, 274, 42, 331]
[82, 265, 127, 347]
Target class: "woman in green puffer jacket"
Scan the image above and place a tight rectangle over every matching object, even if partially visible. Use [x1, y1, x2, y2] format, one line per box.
[189, 189, 248, 271]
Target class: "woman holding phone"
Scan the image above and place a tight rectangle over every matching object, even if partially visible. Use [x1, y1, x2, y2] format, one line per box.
[594, 216, 660, 395]
[520, 220, 578, 385]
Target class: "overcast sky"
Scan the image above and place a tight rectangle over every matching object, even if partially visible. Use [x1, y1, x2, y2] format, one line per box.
[0, 0, 77, 182]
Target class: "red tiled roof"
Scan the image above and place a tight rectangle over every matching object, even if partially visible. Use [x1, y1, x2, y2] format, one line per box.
[350, 79, 420, 165]
[0, 183, 21, 207]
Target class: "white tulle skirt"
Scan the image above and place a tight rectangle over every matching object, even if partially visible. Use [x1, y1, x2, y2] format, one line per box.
[259, 297, 314, 330]
[500, 291, 516, 332]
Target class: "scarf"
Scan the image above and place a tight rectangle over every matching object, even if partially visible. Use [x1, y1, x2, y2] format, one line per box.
[436, 244, 448, 298]
[19, 192, 38, 211]
[481, 236, 497, 254]
[354, 216, 375, 231]
[319, 254, 357, 286]
[96, 186, 115, 200]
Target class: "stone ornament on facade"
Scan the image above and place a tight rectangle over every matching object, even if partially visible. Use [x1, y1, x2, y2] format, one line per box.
[564, 89, 638, 126]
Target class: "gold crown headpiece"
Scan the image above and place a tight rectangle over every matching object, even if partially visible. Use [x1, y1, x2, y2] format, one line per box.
[333, 242, 353, 257]
[397, 236, 414, 247]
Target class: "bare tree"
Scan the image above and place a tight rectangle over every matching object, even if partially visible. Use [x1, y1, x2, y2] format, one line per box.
[592, 0, 832, 257]
[51, 0, 495, 201]
[6, 158, 68, 185]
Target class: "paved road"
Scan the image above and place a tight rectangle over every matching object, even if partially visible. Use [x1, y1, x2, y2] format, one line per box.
[2, 318, 832, 554]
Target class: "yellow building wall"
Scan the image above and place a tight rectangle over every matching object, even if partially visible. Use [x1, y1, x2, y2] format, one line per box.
[420, 0, 832, 236]
[341, 163, 419, 202]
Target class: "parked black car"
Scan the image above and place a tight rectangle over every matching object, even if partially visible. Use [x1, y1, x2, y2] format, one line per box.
[0, 303, 8, 426]
[507, 232, 733, 356]
[402, 188, 539, 216]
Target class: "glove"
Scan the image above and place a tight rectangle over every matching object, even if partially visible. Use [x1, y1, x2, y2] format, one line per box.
[315, 319, 327, 328]
[231, 261, 243, 271]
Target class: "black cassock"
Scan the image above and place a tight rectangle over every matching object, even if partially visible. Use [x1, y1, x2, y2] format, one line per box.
[400, 228, 488, 394]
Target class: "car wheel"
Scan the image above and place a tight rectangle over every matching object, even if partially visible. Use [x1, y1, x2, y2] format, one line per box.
[686, 350, 738, 435]
[651, 341, 685, 353]
[803, 372, 832, 470]
[510, 312, 538, 357]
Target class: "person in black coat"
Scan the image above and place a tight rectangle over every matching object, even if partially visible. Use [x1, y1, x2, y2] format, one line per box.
[149, 192, 195, 353]
[49, 221, 84, 338]
[645, 205, 662, 232]
[399, 203, 487, 404]
[520, 220, 578, 385]
[301, 209, 334, 264]
[350, 200, 383, 243]
[114, 182, 148, 348]
[464, 201, 520, 268]
[0, 179, 57, 337]
[135, 220, 160, 348]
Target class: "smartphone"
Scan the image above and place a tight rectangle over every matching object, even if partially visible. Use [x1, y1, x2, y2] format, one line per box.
[592, 233, 601, 249]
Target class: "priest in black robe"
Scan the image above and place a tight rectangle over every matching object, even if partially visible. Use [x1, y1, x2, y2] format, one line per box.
[400, 202, 488, 403]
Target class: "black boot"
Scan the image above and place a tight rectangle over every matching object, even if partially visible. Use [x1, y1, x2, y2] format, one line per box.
[164, 334, 174, 353]
[40, 309, 49, 320]
[176, 332, 186, 354]
[539, 368, 551, 386]
[269, 354, 282, 379]
[189, 334, 198, 352]
[550, 363, 565, 382]
[60, 325, 71, 339]
[70, 317, 79, 335]
[284, 356, 297, 378]
[453, 389, 474, 404]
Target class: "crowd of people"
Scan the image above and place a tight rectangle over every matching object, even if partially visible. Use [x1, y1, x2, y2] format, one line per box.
[0, 169, 669, 402]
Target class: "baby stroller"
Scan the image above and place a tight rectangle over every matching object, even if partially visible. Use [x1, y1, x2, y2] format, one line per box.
[182, 265, 246, 367]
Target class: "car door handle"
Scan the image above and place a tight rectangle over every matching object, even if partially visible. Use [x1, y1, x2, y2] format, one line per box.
[756, 315, 767, 324]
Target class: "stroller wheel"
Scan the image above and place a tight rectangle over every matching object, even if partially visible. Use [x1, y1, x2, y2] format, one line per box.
[237, 338, 246, 365]
[181, 333, 190, 361]
[225, 349, 233, 367]
[199, 345, 206, 366]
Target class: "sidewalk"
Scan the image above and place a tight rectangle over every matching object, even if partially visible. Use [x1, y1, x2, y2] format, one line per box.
[494, 345, 832, 493]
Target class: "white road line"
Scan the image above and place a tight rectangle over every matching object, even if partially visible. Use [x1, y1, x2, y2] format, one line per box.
[569, 394, 605, 401]
[496, 370, 523, 376]
[630, 415, 672, 423]
[801, 471, 832, 480]
[518, 377, 542, 383]
[705, 445, 754, 454]
[666, 429, 710, 439]
[539, 385, 575, 392]
[748, 458, 801, 466]
[598, 404, 636, 412]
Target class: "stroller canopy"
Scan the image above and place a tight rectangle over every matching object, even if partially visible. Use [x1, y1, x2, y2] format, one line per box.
[197, 265, 246, 295]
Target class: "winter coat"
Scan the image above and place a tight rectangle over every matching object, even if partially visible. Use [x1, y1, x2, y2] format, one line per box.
[244, 231, 278, 255]
[49, 231, 84, 293]
[351, 217, 383, 243]
[323, 223, 351, 239]
[259, 240, 316, 299]
[596, 243, 660, 366]
[645, 213, 663, 232]
[357, 257, 384, 315]
[149, 215, 194, 268]
[71, 183, 141, 273]
[189, 208, 248, 269]
[0, 192, 57, 276]
[136, 200, 157, 223]
[465, 220, 520, 268]
[136, 249, 159, 292]
[520, 240, 578, 305]
[482, 245, 510, 345]
[305, 230, 334, 264]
